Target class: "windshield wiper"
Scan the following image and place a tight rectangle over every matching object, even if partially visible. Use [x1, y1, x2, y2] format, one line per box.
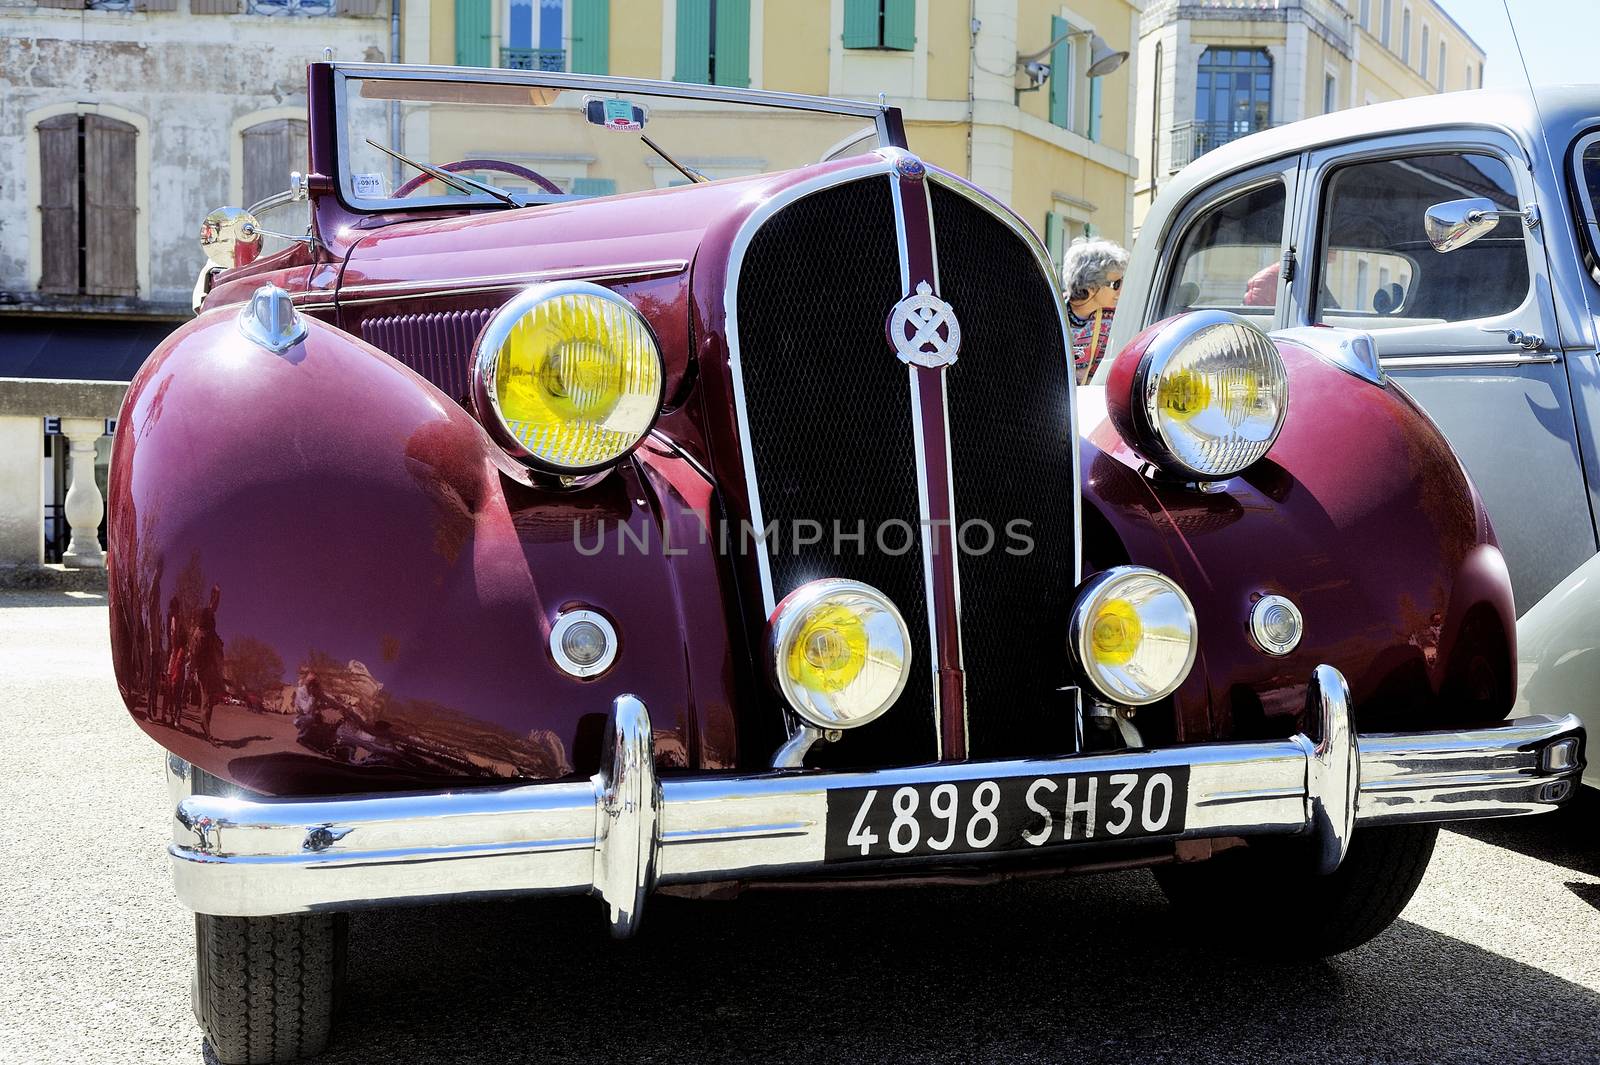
[364, 139, 521, 207]
[641, 134, 708, 185]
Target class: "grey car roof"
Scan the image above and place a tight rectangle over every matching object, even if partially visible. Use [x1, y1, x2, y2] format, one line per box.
[1148, 86, 1600, 233]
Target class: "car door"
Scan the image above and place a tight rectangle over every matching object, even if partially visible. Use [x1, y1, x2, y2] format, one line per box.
[1288, 130, 1593, 615]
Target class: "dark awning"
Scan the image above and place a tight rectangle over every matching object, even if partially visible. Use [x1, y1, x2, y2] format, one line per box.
[0, 316, 182, 383]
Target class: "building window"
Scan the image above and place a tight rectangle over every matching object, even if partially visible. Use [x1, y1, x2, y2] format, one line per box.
[1194, 48, 1272, 155]
[241, 119, 308, 207]
[456, 0, 492, 66]
[504, 0, 567, 71]
[1324, 72, 1337, 114]
[1380, 0, 1391, 46]
[1420, 24, 1429, 79]
[1359, 0, 1369, 28]
[1048, 15, 1074, 130]
[843, 0, 915, 51]
[37, 113, 137, 298]
[1478, 63, 1484, 88]
[675, 0, 751, 86]
[1401, 7, 1411, 64]
[1438, 42, 1446, 90]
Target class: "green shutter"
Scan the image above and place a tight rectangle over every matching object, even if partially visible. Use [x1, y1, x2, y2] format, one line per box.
[843, 0, 878, 47]
[573, 177, 617, 196]
[455, 0, 492, 67]
[882, 0, 914, 50]
[571, 0, 609, 74]
[1048, 16, 1070, 128]
[1087, 76, 1102, 142]
[675, 0, 712, 83]
[1044, 212, 1062, 276]
[714, 0, 751, 87]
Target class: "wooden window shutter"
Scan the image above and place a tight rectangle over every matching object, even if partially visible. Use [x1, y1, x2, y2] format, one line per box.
[882, 0, 914, 51]
[191, 0, 244, 12]
[455, 0, 492, 66]
[135, 0, 180, 11]
[37, 114, 80, 295]
[1048, 16, 1070, 128]
[712, 0, 750, 87]
[336, 0, 382, 14]
[842, 0, 878, 48]
[242, 119, 307, 206]
[1044, 212, 1062, 275]
[675, 0, 712, 84]
[34, 0, 86, 8]
[570, 0, 610, 75]
[83, 115, 138, 298]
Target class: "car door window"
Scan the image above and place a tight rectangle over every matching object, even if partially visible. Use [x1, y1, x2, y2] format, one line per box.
[1314, 152, 1529, 330]
[1159, 180, 1286, 324]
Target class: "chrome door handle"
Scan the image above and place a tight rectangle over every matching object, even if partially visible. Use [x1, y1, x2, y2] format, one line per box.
[1479, 325, 1545, 351]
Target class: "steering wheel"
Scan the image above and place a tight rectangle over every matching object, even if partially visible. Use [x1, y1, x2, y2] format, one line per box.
[393, 158, 563, 198]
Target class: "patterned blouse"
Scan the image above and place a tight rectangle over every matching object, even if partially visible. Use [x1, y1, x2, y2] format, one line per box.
[1069, 306, 1115, 384]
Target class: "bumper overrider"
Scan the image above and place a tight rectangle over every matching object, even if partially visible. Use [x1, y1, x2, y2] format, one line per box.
[168, 666, 1584, 935]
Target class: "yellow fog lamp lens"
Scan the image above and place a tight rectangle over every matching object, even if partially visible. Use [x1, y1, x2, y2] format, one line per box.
[1071, 566, 1197, 706]
[475, 282, 663, 473]
[1138, 310, 1288, 479]
[767, 579, 912, 729]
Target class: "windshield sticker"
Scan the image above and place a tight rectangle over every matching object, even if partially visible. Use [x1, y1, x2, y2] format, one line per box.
[584, 95, 647, 132]
[352, 172, 387, 198]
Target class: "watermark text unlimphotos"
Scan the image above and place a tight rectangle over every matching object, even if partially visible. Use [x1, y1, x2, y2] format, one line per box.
[573, 517, 1035, 557]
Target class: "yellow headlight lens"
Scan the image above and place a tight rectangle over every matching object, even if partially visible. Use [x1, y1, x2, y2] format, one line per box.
[769, 579, 912, 729]
[1142, 313, 1288, 479]
[1072, 567, 1197, 706]
[479, 284, 663, 471]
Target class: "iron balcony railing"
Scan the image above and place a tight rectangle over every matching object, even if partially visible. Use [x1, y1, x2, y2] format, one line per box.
[501, 47, 566, 72]
[1169, 119, 1279, 171]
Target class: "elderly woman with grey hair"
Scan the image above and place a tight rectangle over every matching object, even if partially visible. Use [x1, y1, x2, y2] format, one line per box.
[1061, 236, 1129, 383]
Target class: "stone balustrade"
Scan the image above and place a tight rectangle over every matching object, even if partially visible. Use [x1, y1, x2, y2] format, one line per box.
[0, 377, 129, 574]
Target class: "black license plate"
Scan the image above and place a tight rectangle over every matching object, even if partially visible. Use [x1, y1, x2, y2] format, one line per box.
[824, 766, 1190, 862]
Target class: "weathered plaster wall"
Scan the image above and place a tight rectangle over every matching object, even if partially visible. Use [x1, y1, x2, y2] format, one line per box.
[0, 9, 391, 309]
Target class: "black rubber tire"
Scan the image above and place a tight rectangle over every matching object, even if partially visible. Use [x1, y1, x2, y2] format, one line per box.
[194, 912, 346, 1064]
[1154, 823, 1440, 957]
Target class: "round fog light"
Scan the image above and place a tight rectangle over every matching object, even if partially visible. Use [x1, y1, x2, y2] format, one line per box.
[1250, 594, 1303, 656]
[550, 609, 617, 678]
[767, 578, 912, 730]
[1071, 566, 1198, 706]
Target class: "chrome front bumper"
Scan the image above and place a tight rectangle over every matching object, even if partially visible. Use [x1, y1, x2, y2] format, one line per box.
[167, 666, 1584, 934]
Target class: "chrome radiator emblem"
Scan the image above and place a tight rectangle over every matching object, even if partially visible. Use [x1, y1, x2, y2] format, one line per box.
[888, 281, 961, 368]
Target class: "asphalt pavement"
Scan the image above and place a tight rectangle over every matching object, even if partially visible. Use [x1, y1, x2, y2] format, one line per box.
[3, 588, 1598, 1064]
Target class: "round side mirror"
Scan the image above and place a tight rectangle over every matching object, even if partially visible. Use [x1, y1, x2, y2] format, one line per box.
[199, 206, 262, 270]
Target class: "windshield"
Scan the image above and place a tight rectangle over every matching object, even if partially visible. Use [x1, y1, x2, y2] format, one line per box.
[335, 69, 889, 210]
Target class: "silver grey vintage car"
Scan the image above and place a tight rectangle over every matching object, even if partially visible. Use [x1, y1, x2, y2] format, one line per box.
[1111, 87, 1600, 790]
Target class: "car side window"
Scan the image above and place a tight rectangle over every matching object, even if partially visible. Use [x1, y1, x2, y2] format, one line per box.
[1314, 152, 1529, 330]
[1159, 180, 1286, 325]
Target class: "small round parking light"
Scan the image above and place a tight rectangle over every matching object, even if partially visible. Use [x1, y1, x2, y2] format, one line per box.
[1250, 594, 1304, 656]
[767, 579, 912, 730]
[1070, 566, 1198, 706]
[550, 609, 617, 678]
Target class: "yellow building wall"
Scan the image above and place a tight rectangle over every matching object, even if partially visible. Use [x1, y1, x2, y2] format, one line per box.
[925, 0, 971, 101]
[762, 0, 828, 95]
[610, 0, 663, 78]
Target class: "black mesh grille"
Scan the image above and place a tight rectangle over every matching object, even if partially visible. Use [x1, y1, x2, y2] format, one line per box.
[733, 177, 937, 766]
[933, 183, 1080, 759]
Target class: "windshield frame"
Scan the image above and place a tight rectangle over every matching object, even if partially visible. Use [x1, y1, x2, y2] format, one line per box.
[330, 63, 903, 213]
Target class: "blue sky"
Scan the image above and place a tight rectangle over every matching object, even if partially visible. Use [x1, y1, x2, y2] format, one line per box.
[1443, 0, 1596, 88]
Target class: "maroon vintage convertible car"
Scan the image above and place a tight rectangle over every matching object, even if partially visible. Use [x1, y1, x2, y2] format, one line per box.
[109, 63, 1584, 1063]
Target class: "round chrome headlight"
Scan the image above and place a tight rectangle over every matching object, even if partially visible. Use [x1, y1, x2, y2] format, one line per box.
[1117, 309, 1288, 480]
[1070, 566, 1198, 706]
[766, 579, 912, 730]
[473, 281, 664, 473]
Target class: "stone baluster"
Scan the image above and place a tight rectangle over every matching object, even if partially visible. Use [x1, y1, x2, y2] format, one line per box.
[60, 417, 106, 570]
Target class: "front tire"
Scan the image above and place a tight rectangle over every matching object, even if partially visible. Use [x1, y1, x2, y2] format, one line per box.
[194, 912, 346, 1064]
[1154, 823, 1439, 957]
